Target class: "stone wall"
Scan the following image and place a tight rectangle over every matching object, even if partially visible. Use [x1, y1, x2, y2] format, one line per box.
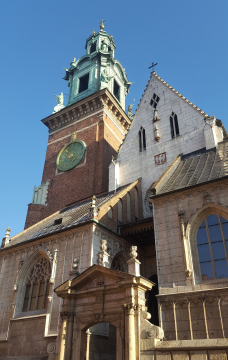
[110, 72, 221, 218]
[151, 179, 228, 343]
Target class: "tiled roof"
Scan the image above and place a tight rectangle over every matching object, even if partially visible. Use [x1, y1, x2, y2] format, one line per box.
[2, 191, 121, 249]
[151, 141, 228, 197]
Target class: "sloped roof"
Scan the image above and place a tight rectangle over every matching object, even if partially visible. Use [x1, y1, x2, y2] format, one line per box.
[151, 140, 228, 197]
[2, 188, 127, 249]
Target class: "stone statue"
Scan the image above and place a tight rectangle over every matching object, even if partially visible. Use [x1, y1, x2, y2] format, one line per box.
[101, 40, 108, 51]
[100, 69, 112, 83]
[56, 92, 64, 105]
[53, 92, 65, 114]
[127, 104, 134, 121]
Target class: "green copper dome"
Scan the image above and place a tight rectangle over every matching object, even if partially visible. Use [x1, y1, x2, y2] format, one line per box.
[64, 24, 132, 111]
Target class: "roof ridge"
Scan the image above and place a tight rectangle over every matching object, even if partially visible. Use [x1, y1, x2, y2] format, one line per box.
[153, 72, 209, 117]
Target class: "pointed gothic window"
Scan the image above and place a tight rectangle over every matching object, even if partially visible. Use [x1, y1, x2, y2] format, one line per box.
[117, 199, 123, 224]
[170, 112, 179, 138]
[127, 192, 131, 222]
[22, 257, 51, 312]
[139, 127, 146, 152]
[135, 187, 139, 221]
[150, 93, 160, 109]
[197, 215, 228, 280]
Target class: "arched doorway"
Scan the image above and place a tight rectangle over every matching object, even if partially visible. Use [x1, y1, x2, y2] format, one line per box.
[85, 322, 116, 360]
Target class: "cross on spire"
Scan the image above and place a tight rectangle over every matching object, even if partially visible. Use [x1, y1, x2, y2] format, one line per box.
[148, 62, 158, 71]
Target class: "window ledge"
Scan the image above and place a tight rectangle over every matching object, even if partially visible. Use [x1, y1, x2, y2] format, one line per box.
[12, 309, 47, 321]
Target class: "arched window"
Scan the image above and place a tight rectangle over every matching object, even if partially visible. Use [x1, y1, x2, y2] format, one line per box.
[127, 192, 131, 222]
[197, 214, 228, 280]
[134, 187, 138, 221]
[117, 199, 122, 224]
[170, 112, 179, 138]
[108, 206, 113, 218]
[139, 127, 146, 152]
[23, 257, 51, 312]
[111, 251, 128, 273]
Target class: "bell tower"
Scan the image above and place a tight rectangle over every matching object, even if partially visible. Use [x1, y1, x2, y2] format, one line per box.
[24, 23, 132, 229]
[64, 20, 132, 109]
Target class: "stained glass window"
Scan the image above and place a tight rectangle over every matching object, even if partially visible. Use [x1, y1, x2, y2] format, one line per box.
[197, 215, 228, 280]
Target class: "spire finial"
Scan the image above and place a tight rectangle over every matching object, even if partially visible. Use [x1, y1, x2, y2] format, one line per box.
[100, 19, 106, 30]
[148, 62, 158, 71]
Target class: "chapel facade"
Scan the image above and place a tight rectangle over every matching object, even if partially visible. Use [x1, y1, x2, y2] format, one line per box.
[0, 23, 228, 360]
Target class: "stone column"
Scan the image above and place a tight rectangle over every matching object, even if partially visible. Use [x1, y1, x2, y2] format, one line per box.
[59, 312, 68, 360]
[123, 304, 137, 360]
[60, 312, 75, 360]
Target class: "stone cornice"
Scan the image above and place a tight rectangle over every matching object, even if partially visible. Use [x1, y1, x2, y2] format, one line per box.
[42, 89, 131, 134]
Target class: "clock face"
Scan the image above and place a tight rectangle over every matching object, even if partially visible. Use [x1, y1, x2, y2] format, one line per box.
[56, 140, 86, 171]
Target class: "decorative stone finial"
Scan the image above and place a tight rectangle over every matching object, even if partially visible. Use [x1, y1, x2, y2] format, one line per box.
[130, 246, 138, 259]
[69, 258, 80, 278]
[87, 195, 98, 220]
[110, 34, 113, 38]
[97, 239, 110, 267]
[4, 227, 11, 246]
[93, 30, 95, 34]
[71, 132, 77, 141]
[100, 19, 106, 30]
[5, 227, 11, 238]
[127, 246, 141, 276]
[70, 58, 77, 69]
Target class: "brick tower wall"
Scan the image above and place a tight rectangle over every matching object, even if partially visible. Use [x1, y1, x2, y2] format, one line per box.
[24, 108, 125, 229]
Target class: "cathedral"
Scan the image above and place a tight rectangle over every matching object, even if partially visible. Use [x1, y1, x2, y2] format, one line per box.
[0, 23, 228, 360]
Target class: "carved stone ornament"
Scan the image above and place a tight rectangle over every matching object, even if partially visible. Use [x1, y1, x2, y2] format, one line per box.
[146, 324, 163, 339]
[185, 269, 192, 278]
[154, 152, 166, 165]
[97, 239, 110, 267]
[47, 342, 56, 354]
[154, 124, 160, 142]
[130, 246, 138, 259]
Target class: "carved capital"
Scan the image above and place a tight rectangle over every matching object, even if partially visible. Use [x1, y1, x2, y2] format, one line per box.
[60, 311, 75, 322]
[123, 303, 137, 314]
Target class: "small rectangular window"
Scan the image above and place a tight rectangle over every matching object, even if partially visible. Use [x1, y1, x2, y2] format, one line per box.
[90, 41, 97, 54]
[114, 79, 120, 102]
[79, 73, 89, 93]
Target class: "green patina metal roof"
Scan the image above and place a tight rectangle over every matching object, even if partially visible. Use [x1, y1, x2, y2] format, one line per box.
[63, 24, 132, 111]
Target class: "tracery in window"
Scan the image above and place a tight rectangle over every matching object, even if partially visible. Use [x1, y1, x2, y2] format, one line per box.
[150, 93, 160, 109]
[23, 257, 51, 312]
[197, 214, 228, 280]
[139, 127, 146, 152]
[170, 112, 179, 138]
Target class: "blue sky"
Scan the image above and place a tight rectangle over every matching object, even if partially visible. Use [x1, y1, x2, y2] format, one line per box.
[0, 0, 227, 239]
